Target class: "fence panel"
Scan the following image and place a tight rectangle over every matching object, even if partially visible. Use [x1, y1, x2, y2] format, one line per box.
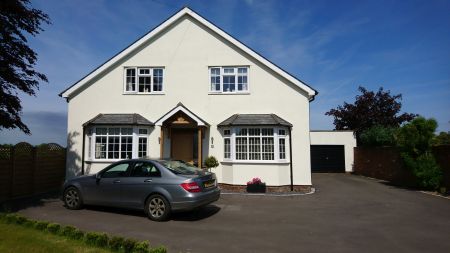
[0, 142, 66, 202]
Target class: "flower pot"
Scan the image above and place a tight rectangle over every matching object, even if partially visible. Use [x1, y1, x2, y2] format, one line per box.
[246, 183, 266, 193]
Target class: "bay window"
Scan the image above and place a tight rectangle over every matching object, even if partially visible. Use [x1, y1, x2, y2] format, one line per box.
[90, 126, 149, 161]
[210, 66, 249, 93]
[223, 127, 288, 162]
[124, 67, 164, 93]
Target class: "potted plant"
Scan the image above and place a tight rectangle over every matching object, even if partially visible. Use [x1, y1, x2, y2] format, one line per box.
[246, 177, 266, 193]
[204, 156, 219, 172]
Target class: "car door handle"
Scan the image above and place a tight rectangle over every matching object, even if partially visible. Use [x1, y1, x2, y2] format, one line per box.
[113, 180, 121, 184]
[144, 179, 152, 183]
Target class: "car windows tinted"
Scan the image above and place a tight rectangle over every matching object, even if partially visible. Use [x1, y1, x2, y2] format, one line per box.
[102, 163, 130, 178]
[158, 160, 202, 175]
[131, 162, 161, 177]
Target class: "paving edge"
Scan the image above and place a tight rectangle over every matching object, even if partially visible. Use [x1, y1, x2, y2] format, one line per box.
[220, 187, 316, 197]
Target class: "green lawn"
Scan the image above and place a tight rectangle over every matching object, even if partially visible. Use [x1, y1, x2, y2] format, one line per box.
[0, 222, 112, 253]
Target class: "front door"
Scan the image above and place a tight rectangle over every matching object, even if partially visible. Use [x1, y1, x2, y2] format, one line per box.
[171, 129, 194, 163]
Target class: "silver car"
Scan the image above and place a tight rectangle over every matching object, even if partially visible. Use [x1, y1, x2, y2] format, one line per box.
[62, 159, 220, 221]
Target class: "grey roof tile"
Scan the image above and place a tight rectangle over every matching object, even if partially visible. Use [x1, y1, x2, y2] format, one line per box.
[83, 114, 154, 126]
[218, 114, 292, 127]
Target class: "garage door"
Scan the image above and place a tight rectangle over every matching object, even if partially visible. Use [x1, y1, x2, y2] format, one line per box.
[310, 145, 345, 173]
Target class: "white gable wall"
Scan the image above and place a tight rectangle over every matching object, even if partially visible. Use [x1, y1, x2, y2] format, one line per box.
[66, 16, 312, 186]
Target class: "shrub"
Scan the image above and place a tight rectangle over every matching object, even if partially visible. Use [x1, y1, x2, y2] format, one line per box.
[63, 226, 84, 240]
[4, 213, 18, 224]
[133, 240, 150, 253]
[85, 232, 109, 247]
[24, 219, 37, 228]
[149, 246, 167, 253]
[46, 223, 61, 234]
[360, 125, 396, 147]
[402, 152, 442, 190]
[204, 156, 219, 170]
[34, 221, 50, 230]
[123, 238, 138, 253]
[109, 236, 125, 251]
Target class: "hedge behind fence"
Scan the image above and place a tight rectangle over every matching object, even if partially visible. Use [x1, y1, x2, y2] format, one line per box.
[354, 145, 450, 189]
[0, 142, 66, 202]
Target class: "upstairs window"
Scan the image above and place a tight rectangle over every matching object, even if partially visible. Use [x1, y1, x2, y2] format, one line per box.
[209, 67, 248, 93]
[125, 67, 164, 93]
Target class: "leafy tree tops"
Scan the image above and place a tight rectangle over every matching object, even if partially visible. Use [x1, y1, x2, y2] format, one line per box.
[0, 0, 50, 134]
[326, 86, 416, 143]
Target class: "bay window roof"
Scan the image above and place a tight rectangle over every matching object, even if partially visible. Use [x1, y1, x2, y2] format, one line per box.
[218, 114, 292, 127]
[83, 113, 154, 127]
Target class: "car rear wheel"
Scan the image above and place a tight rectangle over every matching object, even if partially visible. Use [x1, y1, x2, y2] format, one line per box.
[63, 187, 83, 210]
[146, 194, 171, 221]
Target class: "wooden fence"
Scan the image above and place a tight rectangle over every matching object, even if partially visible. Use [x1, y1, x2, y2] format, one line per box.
[0, 142, 66, 202]
[354, 145, 450, 189]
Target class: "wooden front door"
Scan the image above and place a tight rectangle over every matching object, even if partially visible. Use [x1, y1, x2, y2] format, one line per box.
[171, 129, 194, 163]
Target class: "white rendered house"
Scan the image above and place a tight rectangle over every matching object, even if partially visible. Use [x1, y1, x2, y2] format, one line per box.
[60, 7, 319, 192]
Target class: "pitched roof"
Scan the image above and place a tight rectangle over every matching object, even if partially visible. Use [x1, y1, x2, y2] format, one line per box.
[59, 7, 317, 100]
[83, 113, 154, 127]
[154, 102, 209, 126]
[218, 114, 292, 127]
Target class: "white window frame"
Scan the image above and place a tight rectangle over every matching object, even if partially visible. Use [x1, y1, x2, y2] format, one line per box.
[87, 126, 150, 162]
[209, 66, 249, 94]
[222, 126, 288, 163]
[123, 67, 165, 94]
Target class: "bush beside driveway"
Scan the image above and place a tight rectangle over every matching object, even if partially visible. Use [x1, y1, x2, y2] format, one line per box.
[15, 174, 450, 253]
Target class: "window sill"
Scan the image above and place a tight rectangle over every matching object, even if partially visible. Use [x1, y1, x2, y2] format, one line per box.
[123, 92, 165, 95]
[208, 92, 250, 95]
[221, 160, 290, 165]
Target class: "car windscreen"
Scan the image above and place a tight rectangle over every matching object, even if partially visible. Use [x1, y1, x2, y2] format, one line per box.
[158, 160, 203, 175]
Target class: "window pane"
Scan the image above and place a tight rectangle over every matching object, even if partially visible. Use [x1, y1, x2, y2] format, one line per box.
[139, 68, 151, 75]
[96, 128, 107, 135]
[223, 68, 234, 73]
[249, 137, 261, 160]
[121, 128, 133, 135]
[236, 128, 247, 136]
[235, 137, 247, 160]
[153, 69, 163, 91]
[210, 68, 220, 75]
[223, 75, 235, 92]
[139, 76, 151, 92]
[262, 137, 274, 160]
[237, 76, 248, 91]
[138, 137, 147, 158]
[95, 136, 107, 159]
[223, 129, 231, 136]
[248, 128, 260, 136]
[238, 67, 247, 74]
[278, 129, 286, 136]
[139, 129, 148, 135]
[279, 138, 286, 159]
[108, 137, 120, 159]
[262, 128, 274, 136]
[108, 128, 120, 135]
[224, 138, 231, 159]
[121, 136, 133, 159]
[126, 69, 136, 91]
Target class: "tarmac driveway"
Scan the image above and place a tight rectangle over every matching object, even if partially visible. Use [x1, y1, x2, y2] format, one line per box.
[17, 174, 450, 253]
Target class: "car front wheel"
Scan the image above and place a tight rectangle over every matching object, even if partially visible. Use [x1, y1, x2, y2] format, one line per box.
[63, 187, 83, 210]
[146, 194, 171, 221]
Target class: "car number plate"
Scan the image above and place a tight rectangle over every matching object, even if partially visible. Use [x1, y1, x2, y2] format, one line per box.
[204, 180, 215, 188]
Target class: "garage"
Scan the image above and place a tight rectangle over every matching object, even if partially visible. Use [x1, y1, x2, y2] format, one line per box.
[310, 145, 345, 172]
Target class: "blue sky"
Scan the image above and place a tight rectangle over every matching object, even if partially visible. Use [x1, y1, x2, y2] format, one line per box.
[0, 0, 449, 145]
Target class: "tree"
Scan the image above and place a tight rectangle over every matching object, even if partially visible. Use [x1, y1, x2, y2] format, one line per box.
[0, 0, 50, 134]
[359, 125, 396, 147]
[325, 86, 416, 144]
[432, 131, 450, 145]
[396, 117, 442, 190]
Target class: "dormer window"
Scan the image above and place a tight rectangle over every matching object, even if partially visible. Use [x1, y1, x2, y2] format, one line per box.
[209, 66, 248, 93]
[124, 67, 164, 93]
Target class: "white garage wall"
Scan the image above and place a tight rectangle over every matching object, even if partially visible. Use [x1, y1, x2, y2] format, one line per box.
[310, 131, 356, 172]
